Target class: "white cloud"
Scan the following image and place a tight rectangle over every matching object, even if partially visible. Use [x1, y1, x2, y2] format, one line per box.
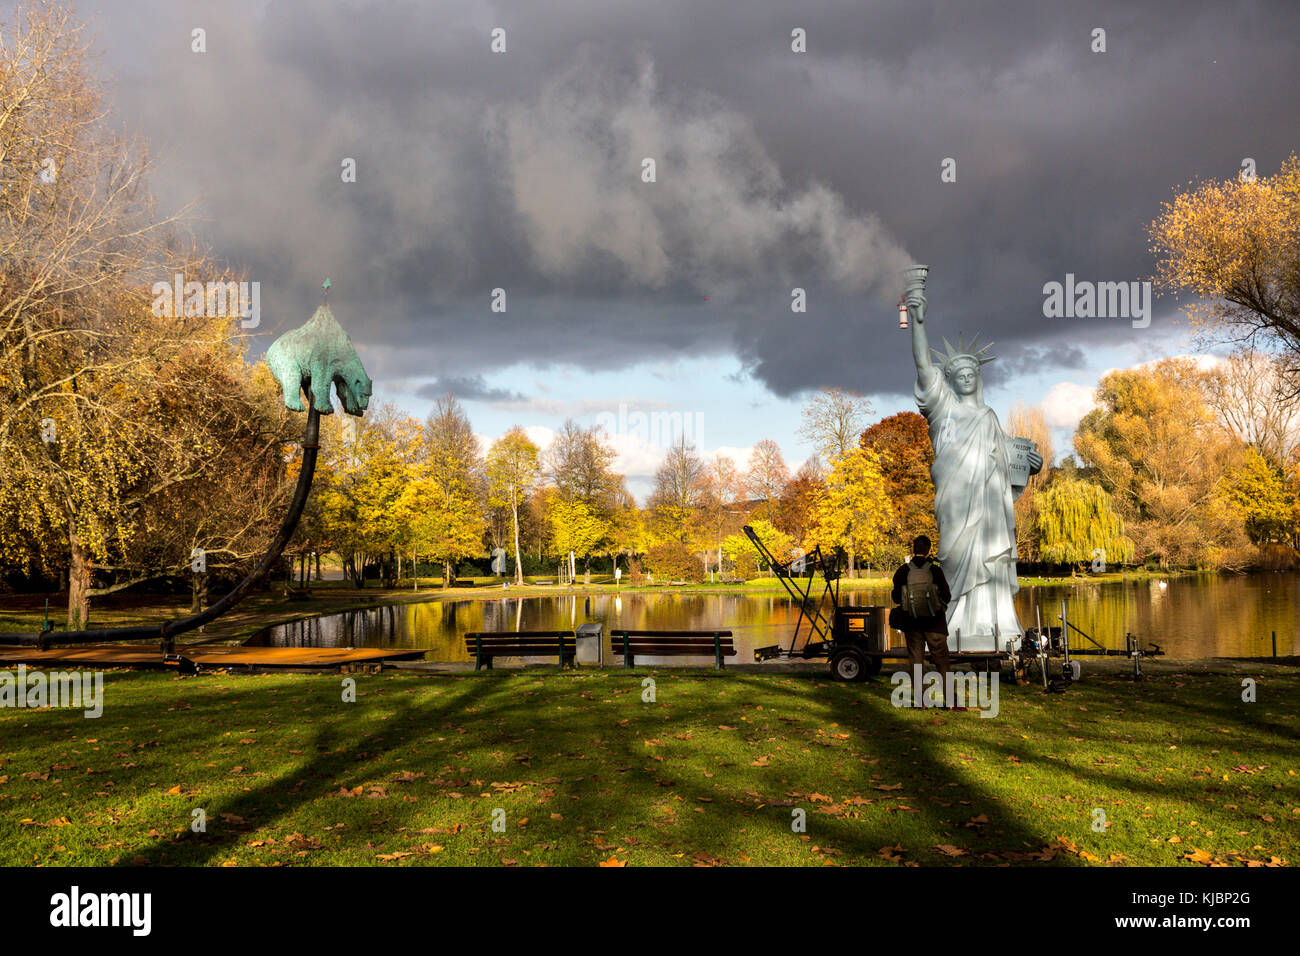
[524, 425, 557, 451]
[1040, 382, 1098, 430]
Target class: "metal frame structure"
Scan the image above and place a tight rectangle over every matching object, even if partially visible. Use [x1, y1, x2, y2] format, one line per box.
[742, 525, 844, 661]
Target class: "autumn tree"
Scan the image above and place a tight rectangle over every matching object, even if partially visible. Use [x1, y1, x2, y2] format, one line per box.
[859, 411, 937, 568]
[604, 483, 646, 577]
[0, 4, 279, 626]
[392, 459, 485, 590]
[486, 427, 540, 584]
[140, 355, 295, 610]
[744, 438, 789, 521]
[1220, 447, 1296, 547]
[1033, 478, 1135, 572]
[722, 519, 790, 579]
[1006, 402, 1055, 562]
[776, 461, 823, 551]
[699, 453, 741, 581]
[314, 405, 422, 587]
[642, 540, 703, 584]
[545, 419, 619, 514]
[798, 386, 873, 464]
[1150, 154, 1300, 384]
[803, 446, 892, 576]
[1074, 359, 1249, 568]
[548, 497, 605, 583]
[649, 436, 703, 545]
[542, 419, 620, 580]
[1203, 351, 1300, 468]
[487, 486, 547, 564]
[422, 393, 486, 583]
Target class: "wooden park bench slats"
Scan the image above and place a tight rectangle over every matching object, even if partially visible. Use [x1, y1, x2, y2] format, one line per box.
[464, 630, 576, 670]
[610, 629, 736, 669]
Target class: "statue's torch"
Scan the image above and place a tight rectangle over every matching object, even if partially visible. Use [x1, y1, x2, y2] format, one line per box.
[900, 265, 930, 328]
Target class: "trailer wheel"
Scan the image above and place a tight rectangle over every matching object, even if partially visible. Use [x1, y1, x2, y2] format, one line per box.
[831, 649, 868, 682]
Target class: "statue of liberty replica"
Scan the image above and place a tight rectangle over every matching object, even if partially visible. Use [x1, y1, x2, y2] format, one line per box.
[902, 265, 1042, 652]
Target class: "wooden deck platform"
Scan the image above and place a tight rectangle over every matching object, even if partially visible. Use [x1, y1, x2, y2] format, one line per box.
[0, 645, 427, 670]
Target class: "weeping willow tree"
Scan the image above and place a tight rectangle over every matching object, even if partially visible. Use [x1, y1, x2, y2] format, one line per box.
[1034, 478, 1135, 571]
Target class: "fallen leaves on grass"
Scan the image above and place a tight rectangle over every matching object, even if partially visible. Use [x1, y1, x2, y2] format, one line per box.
[1184, 848, 1285, 867]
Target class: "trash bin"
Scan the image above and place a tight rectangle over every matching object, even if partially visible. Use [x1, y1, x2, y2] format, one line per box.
[576, 622, 604, 666]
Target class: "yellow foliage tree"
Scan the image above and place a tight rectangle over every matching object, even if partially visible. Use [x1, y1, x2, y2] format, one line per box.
[1149, 154, 1300, 376]
[802, 447, 891, 576]
[486, 426, 540, 584]
[548, 496, 608, 582]
[1074, 359, 1249, 568]
[1033, 478, 1134, 571]
[393, 465, 485, 588]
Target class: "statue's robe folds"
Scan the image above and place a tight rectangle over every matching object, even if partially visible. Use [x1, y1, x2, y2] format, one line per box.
[915, 372, 1023, 651]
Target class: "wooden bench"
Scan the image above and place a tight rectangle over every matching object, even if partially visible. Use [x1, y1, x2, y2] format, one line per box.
[610, 630, 736, 669]
[464, 631, 576, 670]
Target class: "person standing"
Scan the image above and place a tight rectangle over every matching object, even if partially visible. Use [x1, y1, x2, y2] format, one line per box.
[892, 535, 952, 696]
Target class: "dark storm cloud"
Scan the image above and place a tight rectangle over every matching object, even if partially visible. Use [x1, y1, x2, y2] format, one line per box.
[73, 0, 1300, 400]
[413, 375, 524, 403]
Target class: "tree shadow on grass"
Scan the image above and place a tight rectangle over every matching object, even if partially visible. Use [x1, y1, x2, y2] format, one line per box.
[542, 668, 1055, 865]
[10, 664, 1289, 867]
[109, 673, 499, 866]
[612, 668, 1299, 864]
[95, 667, 1047, 867]
[666, 671, 1054, 864]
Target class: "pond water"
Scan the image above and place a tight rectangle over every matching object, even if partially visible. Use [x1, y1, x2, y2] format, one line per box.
[247, 572, 1300, 663]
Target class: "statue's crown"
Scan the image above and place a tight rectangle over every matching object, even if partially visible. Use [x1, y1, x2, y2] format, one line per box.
[930, 332, 995, 375]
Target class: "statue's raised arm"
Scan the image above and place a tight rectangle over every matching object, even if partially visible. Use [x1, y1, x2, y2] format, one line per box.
[902, 265, 938, 389]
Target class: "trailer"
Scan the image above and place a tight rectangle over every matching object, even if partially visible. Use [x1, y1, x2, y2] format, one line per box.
[744, 524, 893, 680]
[742, 526, 1163, 686]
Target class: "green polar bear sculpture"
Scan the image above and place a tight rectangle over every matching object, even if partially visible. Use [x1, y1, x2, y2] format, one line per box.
[266, 304, 372, 416]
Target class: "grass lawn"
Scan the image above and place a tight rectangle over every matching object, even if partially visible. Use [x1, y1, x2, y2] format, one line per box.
[1, 666, 1295, 867]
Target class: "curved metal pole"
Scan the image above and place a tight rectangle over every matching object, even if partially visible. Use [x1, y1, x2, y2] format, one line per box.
[2, 408, 322, 651]
[162, 406, 321, 644]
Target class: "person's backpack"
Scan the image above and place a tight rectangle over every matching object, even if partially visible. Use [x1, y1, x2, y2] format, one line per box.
[900, 559, 947, 618]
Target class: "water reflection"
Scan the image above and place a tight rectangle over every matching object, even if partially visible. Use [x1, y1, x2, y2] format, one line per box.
[247, 572, 1300, 662]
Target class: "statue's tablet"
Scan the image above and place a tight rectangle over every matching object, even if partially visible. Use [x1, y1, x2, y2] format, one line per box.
[1007, 437, 1038, 490]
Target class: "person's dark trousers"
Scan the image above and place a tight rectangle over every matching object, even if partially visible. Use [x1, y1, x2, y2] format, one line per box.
[904, 629, 951, 682]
